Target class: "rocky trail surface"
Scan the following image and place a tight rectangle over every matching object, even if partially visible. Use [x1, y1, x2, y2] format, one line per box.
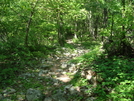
[0, 41, 97, 101]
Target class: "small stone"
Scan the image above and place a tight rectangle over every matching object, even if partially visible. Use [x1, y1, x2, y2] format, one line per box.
[39, 70, 48, 76]
[41, 64, 50, 69]
[0, 94, 3, 100]
[62, 72, 66, 74]
[56, 69, 62, 72]
[70, 86, 77, 94]
[77, 63, 82, 66]
[17, 95, 25, 101]
[54, 83, 59, 86]
[72, 53, 76, 57]
[70, 63, 76, 67]
[52, 91, 67, 101]
[61, 63, 68, 68]
[3, 88, 16, 94]
[56, 57, 60, 60]
[85, 97, 96, 101]
[41, 59, 47, 63]
[20, 73, 33, 79]
[64, 53, 70, 56]
[71, 71, 77, 74]
[74, 50, 78, 53]
[56, 75, 71, 82]
[26, 88, 43, 101]
[2, 98, 12, 101]
[44, 97, 52, 101]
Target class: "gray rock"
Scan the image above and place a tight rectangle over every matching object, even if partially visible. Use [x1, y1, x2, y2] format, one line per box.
[52, 93, 66, 101]
[2, 98, 12, 101]
[80, 86, 92, 96]
[39, 70, 48, 76]
[69, 86, 78, 95]
[20, 73, 35, 79]
[71, 53, 77, 57]
[61, 62, 68, 68]
[26, 88, 43, 101]
[56, 69, 63, 72]
[51, 90, 67, 101]
[64, 85, 79, 95]
[64, 84, 72, 90]
[44, 97, 52, 101]
[41, 59, 47, 63]
[69, 66, 76, 72]
[41, 64, 51, 69]
[85, 97, 96, 101]
[0, 94, 4, 100]
[3, 88, 16, 94]
[64, 52, 70, 56]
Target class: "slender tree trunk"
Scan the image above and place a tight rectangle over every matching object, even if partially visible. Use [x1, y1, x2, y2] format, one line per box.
[25, 0, 39, 47]
[110, 13, 114, 40]
[57, 10, 65, 46]
[121, 0, 126, 55]
[120, 0, 133, 57]
[102, 5, 108, 41]
[74, 20, 78, 39]
[25, 12, 33, 47]
[93, 16, 99, 39]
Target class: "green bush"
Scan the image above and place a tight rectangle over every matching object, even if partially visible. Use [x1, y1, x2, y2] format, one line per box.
[0, 41, 33, 87]
[92, 57, 134, 100]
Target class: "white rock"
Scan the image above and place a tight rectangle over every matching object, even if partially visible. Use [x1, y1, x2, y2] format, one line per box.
[61, 62, 68, 68]
[62, 71, 66, 74]
[54, 83, 59, 86]
[64, 53, 70, 56]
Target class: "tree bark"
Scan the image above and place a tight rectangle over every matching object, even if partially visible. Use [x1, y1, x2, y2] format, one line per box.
[93, 16, 99, 39]
[102, 5, 108, 41]
[25, 0, 39, 47]
[57, 9, 65, 46]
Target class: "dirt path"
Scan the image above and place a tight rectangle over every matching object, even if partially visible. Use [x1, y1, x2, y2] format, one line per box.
[40, 40, 90, 83]
[1, 41, 93, 101]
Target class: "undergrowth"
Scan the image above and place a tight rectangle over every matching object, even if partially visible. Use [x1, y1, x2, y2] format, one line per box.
[69, 43, 134, 101]
[0, 40, 134, 100]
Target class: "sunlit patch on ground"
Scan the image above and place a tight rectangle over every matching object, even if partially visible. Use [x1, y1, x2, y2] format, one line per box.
[56, 75, 71, 82]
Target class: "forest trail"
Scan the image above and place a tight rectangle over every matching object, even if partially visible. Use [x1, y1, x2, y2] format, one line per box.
[39, 39, 90, 84]
[9, 40, 92, 101]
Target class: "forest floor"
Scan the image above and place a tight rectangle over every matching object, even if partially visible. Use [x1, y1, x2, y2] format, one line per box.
[1, 40, 99, 101]
[1, 40, 134, 101]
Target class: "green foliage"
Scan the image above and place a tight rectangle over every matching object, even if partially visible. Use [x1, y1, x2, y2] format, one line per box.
[70, 44, 101, 63]
[64, 43, 75, 49]
[69, 41, 133, 100]
[0, 0, 134, 100]
[0, 39, 32, 87]
[92, 57, 134, 100]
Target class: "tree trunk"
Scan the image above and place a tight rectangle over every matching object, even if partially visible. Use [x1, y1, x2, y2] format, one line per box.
[25, 12, 33, 47]
[57, 10, 65, 46]
[110, 13, 114, 40]
[74, 19, 78, 39]
[24, 0, 39, 47]
[120, 0, 133, 57]
[121, 0, 127, 55]
[102, 5, 108, 41]
[93, 16, 99, 39]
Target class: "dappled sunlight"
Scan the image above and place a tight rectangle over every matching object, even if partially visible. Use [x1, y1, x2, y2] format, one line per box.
[1, 0, 134, 100]
[56, 75, 71, 83]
